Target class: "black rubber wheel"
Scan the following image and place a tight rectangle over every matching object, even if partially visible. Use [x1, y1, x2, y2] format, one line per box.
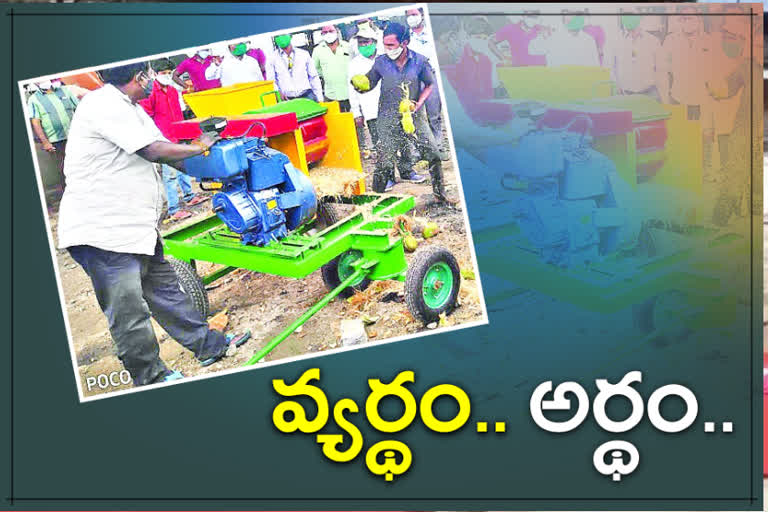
[168, 258, 210, 319]
[315, 200, 341, 230]
[405, 245, 461, 324]
[321, 249, 372, 298]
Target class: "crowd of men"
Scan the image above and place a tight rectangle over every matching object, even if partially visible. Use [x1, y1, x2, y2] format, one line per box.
[433, 5, 761, 223]
[26, 9, 454, 219]
[22, 10, 454, 389]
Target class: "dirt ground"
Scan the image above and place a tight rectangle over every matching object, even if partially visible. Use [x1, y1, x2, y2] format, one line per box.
[46, 146, 485, 398]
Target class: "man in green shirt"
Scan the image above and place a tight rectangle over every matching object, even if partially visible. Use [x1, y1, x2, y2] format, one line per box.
[313, 24, 352, 112]
[27, 78, 80, 191]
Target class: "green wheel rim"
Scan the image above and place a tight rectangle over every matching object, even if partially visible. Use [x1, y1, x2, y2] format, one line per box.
[338, 251, 365, 288]
[422, 261, 453, 309]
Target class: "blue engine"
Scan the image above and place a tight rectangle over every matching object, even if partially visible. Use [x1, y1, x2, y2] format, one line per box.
[183, 136, 317, 246]
[489, 128, 639, 268]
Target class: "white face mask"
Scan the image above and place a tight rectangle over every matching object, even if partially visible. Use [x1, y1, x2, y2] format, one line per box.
[386, 46, 404, 60]
[27, 84, 39, 93]
[38, 80, 53, 90]
[197, 49, 211, 58]
[51, 80, 62, 89]
[321, 31, 338, 44]
[406, 14, 422, 28]
[156, 74, 174, 86]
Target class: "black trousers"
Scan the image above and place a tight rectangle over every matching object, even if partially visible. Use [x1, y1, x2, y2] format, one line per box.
[69, 239, 228, 386]
[355, 118, 380, 151]
[373, 109, 441, 193]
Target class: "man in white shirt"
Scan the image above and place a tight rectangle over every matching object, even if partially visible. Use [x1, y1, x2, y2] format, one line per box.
[205, 42, 264, 87]
[406, 7, 446, 153]
[58, 63, 250, 387]
[348, 23, 382, 159]
[605, 15, 663, 100]
[529, 15, 601, 67]
[265, 34, 323, 102]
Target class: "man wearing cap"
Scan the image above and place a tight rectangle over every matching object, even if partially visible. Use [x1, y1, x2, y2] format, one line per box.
[349, 22, 383, 159]
[266, 34, 323, 102]
[58, 63, 251, 388]
[313, 25, 352, 112]
[27, 78, 80, 192]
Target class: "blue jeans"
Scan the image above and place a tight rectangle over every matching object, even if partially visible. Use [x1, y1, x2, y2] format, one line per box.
[68, 240, 228, 386]
[161, 164, 194, 214]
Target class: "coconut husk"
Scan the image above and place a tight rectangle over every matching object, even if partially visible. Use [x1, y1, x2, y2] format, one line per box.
[309, 167, 363, 198]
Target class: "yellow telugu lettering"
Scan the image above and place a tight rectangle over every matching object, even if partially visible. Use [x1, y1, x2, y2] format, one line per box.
[316, 398, 364, 463]
[272, 368, 329, 434]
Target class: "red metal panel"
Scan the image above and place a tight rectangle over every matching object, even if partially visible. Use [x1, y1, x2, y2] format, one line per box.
[169, 112, 299, 141]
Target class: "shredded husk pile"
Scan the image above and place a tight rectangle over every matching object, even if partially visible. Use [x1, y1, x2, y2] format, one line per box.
[309, 167, 363, 197]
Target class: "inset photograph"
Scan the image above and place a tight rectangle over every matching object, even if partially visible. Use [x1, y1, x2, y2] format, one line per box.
[20, 4, 486, 401]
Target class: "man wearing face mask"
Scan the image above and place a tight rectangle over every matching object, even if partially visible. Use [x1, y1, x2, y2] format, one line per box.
[352, 19, 385, 58]
[140, 58, 207, 222]
[205, 42, 264, 88]
[491, 12, 547, 67]
[58, 63, 251, 387]
[706, 5, 758, 224]
[266, 34, 323, 102]
[405, 7, 446, 156]
[352, 22, 453, 203]
[529, 14, 600, 67]
[27, 77, 80, 193]
[406, 8, 437, 66]
[173, 48, 221, 92]
[313, 25, 352, 112]
[349, 23, 383, 159]
[605, 14, 663, 100]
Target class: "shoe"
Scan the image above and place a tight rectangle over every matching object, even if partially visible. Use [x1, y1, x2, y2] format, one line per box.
[384, 180, 395, 192]
[185, 195, 209, 206]
[200, 330, 252, 367]
[163, 370, 184, 382]
[402, 173, 426, 184]
[169, 210, 193, 221]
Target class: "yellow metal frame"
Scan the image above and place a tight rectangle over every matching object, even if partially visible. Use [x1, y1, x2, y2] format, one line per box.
[267, 101, 365, 194]
[183, 81, 279, 118]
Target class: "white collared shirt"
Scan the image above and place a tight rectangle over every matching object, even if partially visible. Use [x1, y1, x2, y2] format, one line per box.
[408, 26, 438, 69]
[57, 84, 168, 255]
[348, 54, 381, 121]
[205, 54, 264, 87]
[265, 47, 323, 100]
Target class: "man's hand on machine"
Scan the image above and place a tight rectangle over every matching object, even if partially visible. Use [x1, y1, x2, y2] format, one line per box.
[137, 133, 221, 166]
[193, 132, 222, 156]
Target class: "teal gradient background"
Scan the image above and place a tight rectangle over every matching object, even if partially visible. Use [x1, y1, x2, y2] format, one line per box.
[0, 3, 762, 510]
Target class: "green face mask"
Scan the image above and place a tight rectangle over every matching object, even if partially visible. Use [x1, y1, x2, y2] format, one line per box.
[232, 43, 247, 56]
[275, 35, 292, 49]
[621, 15, 642, 31]
[566, 16, 585, 32]
[359, 43, 376, 58]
